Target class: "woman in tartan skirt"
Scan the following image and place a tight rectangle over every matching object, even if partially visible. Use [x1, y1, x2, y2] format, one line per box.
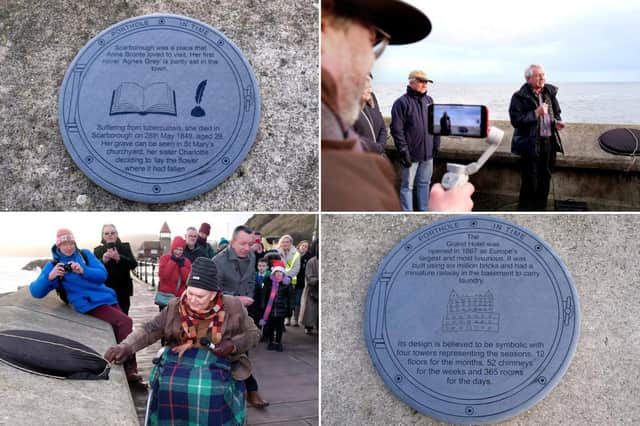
[105, 257, 260, 425]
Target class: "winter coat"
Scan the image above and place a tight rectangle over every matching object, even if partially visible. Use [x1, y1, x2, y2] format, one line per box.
[301, 256, 318, 329]
[213, 246, 256, 298]
[121, 295, 260, 381]
[321, 68, 402, 211]
[509, 83, 564, 157]
[158, 253, 191, 297]
[93, 239, 137, 301]
[278, 247, 300, 279]
[183, 243, 211, 263]
[30, 245, 116, 314]
[248, 271, 270, 321]
[196, 237, 215, 259]
[352, 93, 388, 155]
[390, 86, 441, 162]
[295, 251, 313, 291]
[261, 276, 294, 318]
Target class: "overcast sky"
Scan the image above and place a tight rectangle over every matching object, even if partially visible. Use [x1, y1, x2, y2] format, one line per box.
[373, 0, 640, 83]
[0, 212, 252, 256]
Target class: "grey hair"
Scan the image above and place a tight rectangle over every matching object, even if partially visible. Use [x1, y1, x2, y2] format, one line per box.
[102, 224, 117, 234]
[525, 64, 544, 79]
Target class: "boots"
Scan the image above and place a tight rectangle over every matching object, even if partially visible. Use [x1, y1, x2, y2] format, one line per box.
[247, 390, 269, 409]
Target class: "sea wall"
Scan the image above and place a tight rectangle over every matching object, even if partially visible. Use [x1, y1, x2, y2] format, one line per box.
[382, 119, 640, 210]
[0, 287, 137, 425]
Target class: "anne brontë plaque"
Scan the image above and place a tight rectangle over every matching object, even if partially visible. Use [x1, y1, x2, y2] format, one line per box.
[59, 14, 260, 203]
[364, 217, 580, 424]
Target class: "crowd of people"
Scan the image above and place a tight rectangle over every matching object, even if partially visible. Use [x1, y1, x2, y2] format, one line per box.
[29, 223, 318, 425]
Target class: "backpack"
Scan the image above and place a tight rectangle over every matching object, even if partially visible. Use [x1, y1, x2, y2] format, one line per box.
[52, 250, 89, 305]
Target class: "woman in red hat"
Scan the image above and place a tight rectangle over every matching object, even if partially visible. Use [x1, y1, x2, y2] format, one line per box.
[156, 236, 192, 311]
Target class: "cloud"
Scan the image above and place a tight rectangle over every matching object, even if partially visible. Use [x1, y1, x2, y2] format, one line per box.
[373, 1, 640, 82]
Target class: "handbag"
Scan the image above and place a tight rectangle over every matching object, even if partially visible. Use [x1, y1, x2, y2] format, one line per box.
[154, 270, 183, 307]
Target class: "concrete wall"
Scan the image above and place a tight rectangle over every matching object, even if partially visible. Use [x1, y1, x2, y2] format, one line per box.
[383, 119, 640, 210]
[0, 0, 318, 211]
[0, 287, 137, 425]
[321, 214, 640, 425]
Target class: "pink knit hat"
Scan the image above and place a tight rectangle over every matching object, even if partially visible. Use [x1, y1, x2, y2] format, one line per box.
[56, 228, 75, 247]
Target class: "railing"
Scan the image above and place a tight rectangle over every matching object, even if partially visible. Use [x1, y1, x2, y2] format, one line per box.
[134, 259, 159, 288]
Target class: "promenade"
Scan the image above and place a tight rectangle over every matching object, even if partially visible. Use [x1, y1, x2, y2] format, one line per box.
[128, 275, 319, 425]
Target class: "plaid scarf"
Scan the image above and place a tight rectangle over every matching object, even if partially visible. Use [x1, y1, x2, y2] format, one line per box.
[178, 291, 225, 346]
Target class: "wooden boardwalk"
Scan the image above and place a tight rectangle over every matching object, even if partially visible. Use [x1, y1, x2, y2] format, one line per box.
[126, 276, 319, 425]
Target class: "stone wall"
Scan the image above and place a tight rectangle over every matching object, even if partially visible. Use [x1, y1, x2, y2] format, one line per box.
[0, 287, 137, 425]
[382, 119, 640, 210]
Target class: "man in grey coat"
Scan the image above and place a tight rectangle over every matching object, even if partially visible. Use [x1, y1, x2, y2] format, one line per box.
[213, 225, 268, 408]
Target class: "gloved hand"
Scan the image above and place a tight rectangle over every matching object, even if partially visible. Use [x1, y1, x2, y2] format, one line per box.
[213, 339, 236, 358]
[104, 343, 133, 364]
[399, 150, 412, 168]
[258, 319, 266, 327]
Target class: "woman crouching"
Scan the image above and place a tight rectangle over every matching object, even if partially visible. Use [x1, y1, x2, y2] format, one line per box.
[105, 257, 260, 425]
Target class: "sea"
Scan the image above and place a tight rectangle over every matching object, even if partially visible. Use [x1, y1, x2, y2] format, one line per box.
[374, 82, 640, 125]
[0, 256, 47, 294]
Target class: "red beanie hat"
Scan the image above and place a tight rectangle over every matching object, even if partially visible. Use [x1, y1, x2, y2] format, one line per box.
[56, 228, 75, 247]
[171, 236, 186, 251]
[271, 259, 286, 275]
[199, 222, 211, 236]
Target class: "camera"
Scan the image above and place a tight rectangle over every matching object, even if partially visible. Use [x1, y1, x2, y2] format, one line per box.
[106, 242, 116, 249]
[63, 262, 74, 273]
[428, 104, 488, 138]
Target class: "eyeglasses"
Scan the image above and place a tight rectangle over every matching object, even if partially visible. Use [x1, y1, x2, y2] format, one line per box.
[372, 26, 390, 59]
[103, 231, 116, 235]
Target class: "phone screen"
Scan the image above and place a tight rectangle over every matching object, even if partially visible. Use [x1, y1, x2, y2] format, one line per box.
[428, 104, 488, 138]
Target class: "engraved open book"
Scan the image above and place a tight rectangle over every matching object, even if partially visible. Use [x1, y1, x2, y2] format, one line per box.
[109, 82, 177, 116]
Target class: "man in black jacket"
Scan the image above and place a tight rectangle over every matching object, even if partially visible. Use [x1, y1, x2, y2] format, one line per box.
[509, 64, 565, 211]
[94, 224, 138, 315]
[390, 69, 440, 211]
[184, 226, 211, 263]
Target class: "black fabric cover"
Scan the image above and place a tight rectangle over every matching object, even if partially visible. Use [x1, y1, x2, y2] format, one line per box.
[0, 329, 110, 380]
[598, 128, 640, 156]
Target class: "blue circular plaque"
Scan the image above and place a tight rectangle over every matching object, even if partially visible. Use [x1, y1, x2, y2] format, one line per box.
[364, 216, 580, 424]
[59, 14, 260, 203]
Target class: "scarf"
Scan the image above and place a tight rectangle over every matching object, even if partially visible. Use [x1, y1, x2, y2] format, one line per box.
[172, 291, 225, 358]
[261, 274, 283, 323]
[171, 254, 185, 267]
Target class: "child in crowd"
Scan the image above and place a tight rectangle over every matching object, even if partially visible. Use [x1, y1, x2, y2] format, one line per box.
[258, 260, 294, 352]
[249, 258, 270, 331]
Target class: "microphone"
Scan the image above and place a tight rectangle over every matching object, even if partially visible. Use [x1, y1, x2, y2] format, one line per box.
[200, 337, 216, 351]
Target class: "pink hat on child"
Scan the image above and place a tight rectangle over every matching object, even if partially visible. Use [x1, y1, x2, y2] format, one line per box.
[56, 228, 75, 247]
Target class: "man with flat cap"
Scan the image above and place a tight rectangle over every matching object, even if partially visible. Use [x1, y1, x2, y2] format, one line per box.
[321, 0, 475, 212]
[391, 69, 439, 211]
[105, 257, 260, 424]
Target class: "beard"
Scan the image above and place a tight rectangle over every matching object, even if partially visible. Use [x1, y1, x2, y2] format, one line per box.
[338, 70, 367, 126]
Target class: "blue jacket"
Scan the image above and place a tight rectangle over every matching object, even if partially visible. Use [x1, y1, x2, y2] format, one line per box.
[30, 245, 117, 314]
[390, 86, 440, 162]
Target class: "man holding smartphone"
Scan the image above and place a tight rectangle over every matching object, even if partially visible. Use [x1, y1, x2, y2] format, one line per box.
[94, 224, 138, 315]
[391, 70, 440, 211]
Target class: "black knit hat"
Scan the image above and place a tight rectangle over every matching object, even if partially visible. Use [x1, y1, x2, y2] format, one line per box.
[186, 257, 221, 292]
